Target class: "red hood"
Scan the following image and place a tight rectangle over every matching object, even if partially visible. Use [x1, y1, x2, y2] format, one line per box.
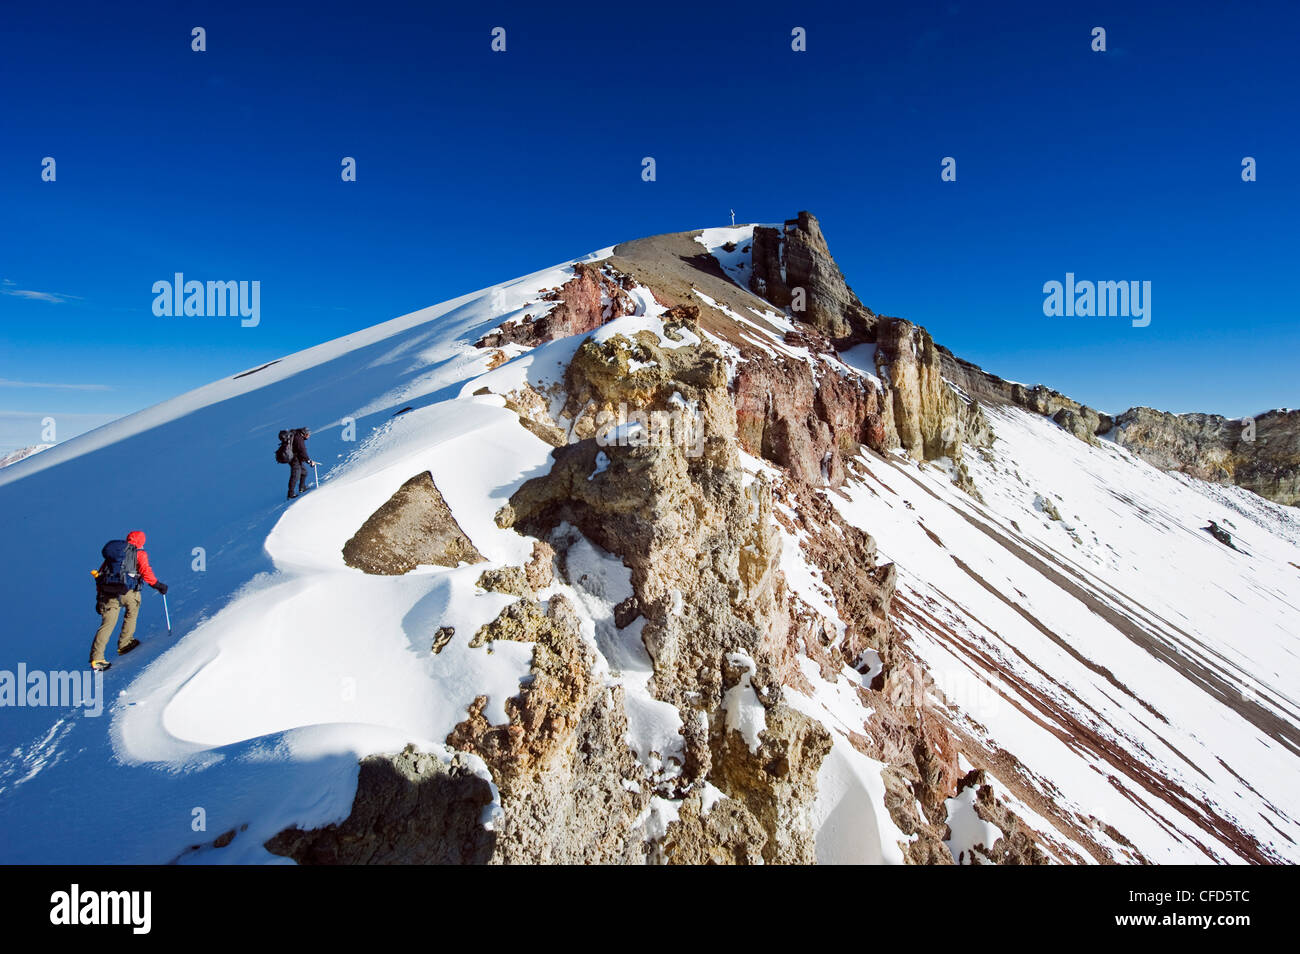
[127, 530, 146, 547]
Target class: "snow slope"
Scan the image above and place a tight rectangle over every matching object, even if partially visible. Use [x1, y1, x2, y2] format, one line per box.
[0, 237, 908, 864]
[0, 252, 618, 862]
[831, 405, 1300, 862]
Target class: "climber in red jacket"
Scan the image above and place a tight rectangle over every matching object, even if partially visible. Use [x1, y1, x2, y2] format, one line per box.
[89, 529, 168, 671]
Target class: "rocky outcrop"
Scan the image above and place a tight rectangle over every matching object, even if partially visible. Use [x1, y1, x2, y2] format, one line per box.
[746, 213, 991, 475]
[770, 478, 894, 677]
[876, 319, 992, 463]
[949, 769, 1050, 865]
[523, 540, 555, 590]
[491, 304, 1028, 864]
[750, 212, 877, 344]
[1112, 407, 1300, 506]
[484, 231, 1047, 864]
[938, 349, 1114, 442]
[342, 472, 484, 574]
[506, 322, 786, 713]
[733, 322, 889, 487]
[500, 317, 833, 862]
[702, 702, 832, 863]
[447, 594, 652, 863]
[476, 565, 530, 597]
[265, 745, 496, 864]
[655, 790, 767, 864]
[476, 262, 637, 349]
[1111, 407, 1235, 475]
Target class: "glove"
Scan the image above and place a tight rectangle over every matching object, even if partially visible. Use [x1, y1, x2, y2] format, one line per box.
[153, 582, 169, 595]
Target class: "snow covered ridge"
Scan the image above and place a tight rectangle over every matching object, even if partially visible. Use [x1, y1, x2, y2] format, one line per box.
[1, 215, 1297, 865]
[0, 443, 52, 469]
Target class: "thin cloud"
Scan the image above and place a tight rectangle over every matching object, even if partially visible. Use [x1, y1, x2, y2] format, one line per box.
[1, 287, 82, 303]
[0, 379, 112, 391]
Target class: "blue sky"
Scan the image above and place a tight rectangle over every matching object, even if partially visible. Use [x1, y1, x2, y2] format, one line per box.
[1, 0, 1295, 452]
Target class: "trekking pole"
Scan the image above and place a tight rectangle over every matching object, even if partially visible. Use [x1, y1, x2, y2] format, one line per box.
[313, 462, 320, 488]
[162, 593, 172, 637]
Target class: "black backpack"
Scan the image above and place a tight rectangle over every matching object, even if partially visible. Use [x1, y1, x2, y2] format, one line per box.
[275, 429, 296, 463]
[97, 539, 139, 595]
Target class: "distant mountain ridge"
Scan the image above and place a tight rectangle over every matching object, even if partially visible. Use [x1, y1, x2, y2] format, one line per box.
[0, 444, 52, 469]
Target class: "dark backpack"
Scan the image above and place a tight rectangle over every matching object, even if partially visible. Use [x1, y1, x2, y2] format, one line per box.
[98, 539, 139, 594]
[275, 429, 296, 463]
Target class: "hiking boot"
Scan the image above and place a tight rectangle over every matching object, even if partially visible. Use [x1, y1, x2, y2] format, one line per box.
[118, 639, 141, 656]
[90, 660, 111, 672]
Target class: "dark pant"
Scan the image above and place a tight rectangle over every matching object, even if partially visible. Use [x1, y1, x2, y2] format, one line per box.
[288, 460, 309, 497]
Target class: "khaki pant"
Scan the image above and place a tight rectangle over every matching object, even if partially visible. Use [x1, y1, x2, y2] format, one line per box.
[90, 589, 142, 663]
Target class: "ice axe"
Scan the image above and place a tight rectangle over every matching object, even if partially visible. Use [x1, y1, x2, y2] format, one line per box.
[313, 462, 320, 488]
[162, 593, 172, 637]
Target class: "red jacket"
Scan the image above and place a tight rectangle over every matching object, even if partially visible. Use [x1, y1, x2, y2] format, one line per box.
[126, 530, 158, 587]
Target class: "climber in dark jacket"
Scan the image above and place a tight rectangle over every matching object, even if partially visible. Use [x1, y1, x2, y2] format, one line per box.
[287, 427, 318, 499]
